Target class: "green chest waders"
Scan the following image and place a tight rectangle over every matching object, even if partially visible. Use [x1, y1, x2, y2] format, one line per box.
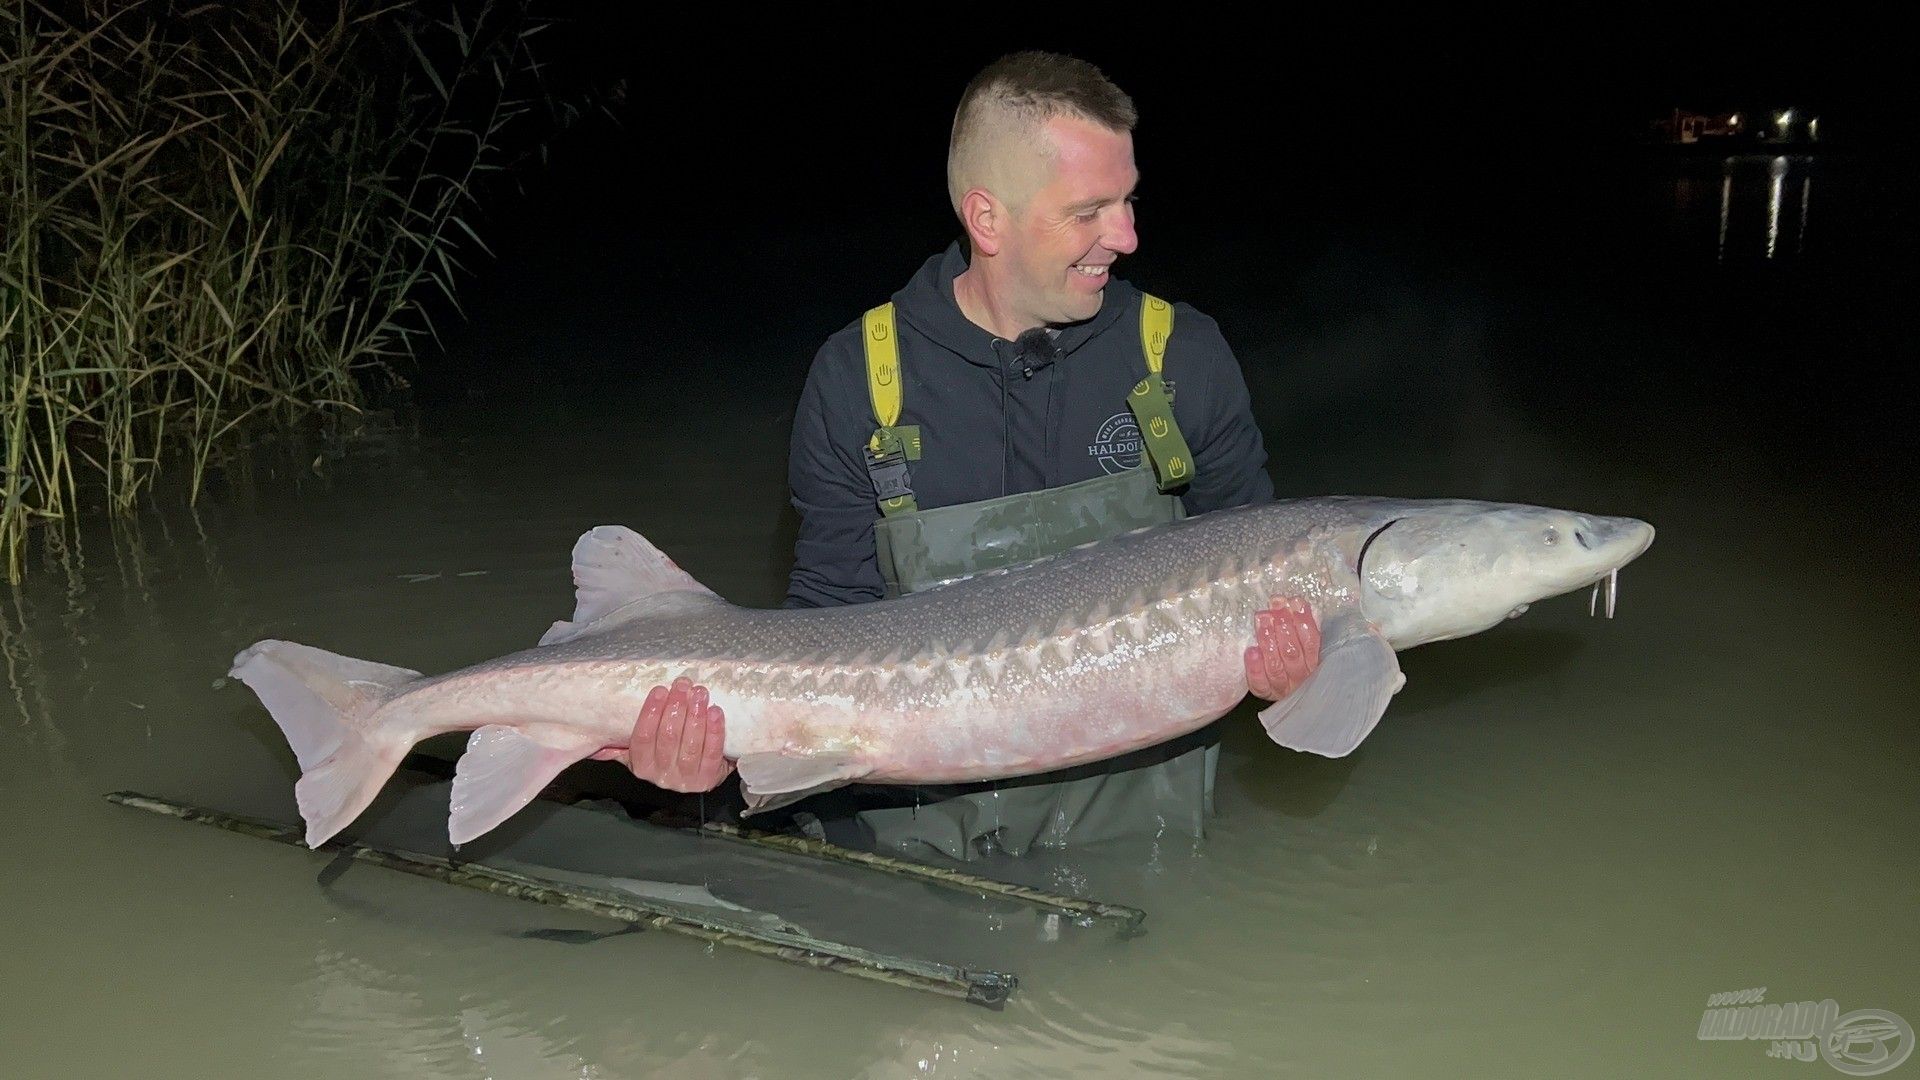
[840, 295, 1222, 861]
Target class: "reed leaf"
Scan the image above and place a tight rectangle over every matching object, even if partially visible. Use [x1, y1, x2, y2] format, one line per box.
[1, 0, 564, 581]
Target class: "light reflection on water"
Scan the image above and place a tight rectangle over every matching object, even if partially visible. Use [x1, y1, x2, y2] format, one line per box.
[2, 167, 1915, 1078]
[1651, 151, 1843, 267]
[1662, 154, 1819, 263]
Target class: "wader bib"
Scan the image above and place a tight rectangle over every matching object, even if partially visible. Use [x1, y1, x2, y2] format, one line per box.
[834, 295, 1222, 860]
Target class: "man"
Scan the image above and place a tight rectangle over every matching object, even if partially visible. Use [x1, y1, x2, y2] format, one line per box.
[618, 51, 1319, 854]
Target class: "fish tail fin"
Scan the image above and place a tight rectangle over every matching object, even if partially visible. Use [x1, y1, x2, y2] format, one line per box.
[229, 640, 424, 848]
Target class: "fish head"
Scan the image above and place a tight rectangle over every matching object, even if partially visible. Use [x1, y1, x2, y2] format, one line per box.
[1354, 501, 1655, 649]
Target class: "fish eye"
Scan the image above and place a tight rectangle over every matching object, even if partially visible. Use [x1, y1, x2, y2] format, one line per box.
[1542, 526, 1559, 546]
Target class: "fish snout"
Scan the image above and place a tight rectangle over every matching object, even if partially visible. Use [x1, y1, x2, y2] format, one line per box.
[1572, 514, 1653, 620]
[1582, 515, 1655, 567]
[1531, 512, 1654, 602]
[1533, 513, 1653, 579]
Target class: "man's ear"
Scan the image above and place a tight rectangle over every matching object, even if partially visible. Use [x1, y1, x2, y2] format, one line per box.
[959, 189, 1002, 256]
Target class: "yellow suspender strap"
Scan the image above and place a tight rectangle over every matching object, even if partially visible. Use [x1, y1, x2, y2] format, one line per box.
[1129, 292, 1196, 492]
[863, 303, 902, 429]
[861, 302, 919, 515]
[1140, 291, 1172, 375]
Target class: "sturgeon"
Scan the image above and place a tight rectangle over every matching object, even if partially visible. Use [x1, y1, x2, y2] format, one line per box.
[231, 496, 1654, 848]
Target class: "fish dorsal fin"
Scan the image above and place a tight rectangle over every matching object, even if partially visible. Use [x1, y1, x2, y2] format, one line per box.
[540, 525, 718, 646]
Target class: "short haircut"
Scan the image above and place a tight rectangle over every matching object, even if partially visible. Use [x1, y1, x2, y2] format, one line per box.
[946, 51, 1137, 214]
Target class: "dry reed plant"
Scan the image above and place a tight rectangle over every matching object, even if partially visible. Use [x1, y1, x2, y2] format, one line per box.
[1, 0, 555, 582]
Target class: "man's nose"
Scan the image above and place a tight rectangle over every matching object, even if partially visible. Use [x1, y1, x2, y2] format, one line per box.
[1104, 202, 1138, 255]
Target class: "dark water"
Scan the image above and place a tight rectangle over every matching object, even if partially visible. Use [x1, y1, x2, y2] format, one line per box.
[3, 87, 1915, 1079]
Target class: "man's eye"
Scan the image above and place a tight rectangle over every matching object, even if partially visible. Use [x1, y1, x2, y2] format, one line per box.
[1074, 210, 1098, 223]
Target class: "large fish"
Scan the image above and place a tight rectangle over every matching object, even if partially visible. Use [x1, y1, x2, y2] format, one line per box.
[231, 496, 1654, 848]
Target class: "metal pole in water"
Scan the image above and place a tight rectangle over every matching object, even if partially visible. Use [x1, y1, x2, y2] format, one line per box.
[104, 791, 1018, 1009]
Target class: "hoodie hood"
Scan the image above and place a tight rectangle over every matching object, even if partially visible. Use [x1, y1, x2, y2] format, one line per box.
[891, 241, 1138, 369]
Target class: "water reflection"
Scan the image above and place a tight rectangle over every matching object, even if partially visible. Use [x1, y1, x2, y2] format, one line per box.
[1717, 173, 1732, 257]
[0, 585, 55, 750]
[1798, 160, 1813, 256]
[1658, 153, 1823, 265]
[1705, 154, 1815, 263]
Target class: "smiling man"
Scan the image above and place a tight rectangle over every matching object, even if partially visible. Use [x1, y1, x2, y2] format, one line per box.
[787, 52, 1285, 606]
[740, 50, 1316, 858]
[617, 51, 1318, 858]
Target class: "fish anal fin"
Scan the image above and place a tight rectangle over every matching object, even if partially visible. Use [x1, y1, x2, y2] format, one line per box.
[735, 751, 867, 816]
[541, 526, 720, 646]
[448, 725, 606, 845]
[1257, 614, 1405, 758]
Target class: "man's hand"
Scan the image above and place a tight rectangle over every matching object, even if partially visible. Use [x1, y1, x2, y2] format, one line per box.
[595, 676, 733, 793]
[1245, 596, 1321, 702]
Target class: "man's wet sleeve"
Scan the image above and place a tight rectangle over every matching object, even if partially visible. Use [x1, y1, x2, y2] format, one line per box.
[1177, 311, 1276, 515]
[784, 341, 887, 609]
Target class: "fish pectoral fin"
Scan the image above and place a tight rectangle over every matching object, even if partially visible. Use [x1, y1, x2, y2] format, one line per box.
[448, 725, 605, 846]
[734, 751, 868, 816]
[1256, 614, 1405, 759]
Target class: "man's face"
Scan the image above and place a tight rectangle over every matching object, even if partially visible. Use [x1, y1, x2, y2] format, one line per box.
[1000, 114, 1140, 327]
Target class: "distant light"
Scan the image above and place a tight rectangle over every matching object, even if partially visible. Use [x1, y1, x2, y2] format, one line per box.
[1777, 109, 1794, 128]
[1730, 113, 1742, 126]
[1809, 117, 1820, 139]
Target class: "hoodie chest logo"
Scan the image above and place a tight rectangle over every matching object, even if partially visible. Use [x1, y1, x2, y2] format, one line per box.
[1088, 412, 1144, 474]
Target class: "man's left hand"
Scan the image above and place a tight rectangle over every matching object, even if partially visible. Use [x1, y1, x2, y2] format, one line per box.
[591, 677, 734, 793]
[1245, 596, 1321, 701]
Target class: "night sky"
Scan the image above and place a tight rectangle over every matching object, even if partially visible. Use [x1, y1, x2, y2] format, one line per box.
[416, 12, 1910, 511]
[445, 14, 1904, 310]
[518, 15, 1901, 229]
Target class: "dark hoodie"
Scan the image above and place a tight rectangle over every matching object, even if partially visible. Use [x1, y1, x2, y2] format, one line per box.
[784, 241, 1275, 609]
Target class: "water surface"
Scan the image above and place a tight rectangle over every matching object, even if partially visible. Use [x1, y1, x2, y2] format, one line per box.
[2, 149, 1914, 1079]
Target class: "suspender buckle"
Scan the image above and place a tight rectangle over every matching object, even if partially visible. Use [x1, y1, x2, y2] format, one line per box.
[866, 427, 918, 514]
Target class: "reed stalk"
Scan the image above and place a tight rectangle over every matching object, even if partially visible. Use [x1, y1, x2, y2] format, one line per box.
[0, 0, 554, 582]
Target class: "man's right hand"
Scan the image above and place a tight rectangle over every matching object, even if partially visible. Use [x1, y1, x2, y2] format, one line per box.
[600, 676, 733, 793]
